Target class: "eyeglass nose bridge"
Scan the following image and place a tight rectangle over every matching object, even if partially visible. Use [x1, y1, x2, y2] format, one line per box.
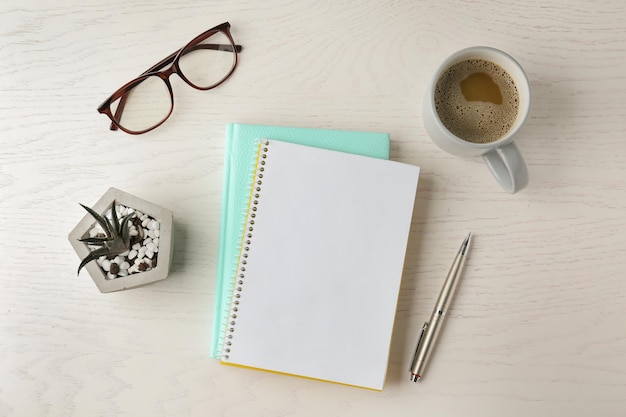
[155, 63, 201, 96]
[159, 65, 178, 80]
[160, 61, 205, 91]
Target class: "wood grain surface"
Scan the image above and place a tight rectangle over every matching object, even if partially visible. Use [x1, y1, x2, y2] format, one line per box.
[1, 1, 625, 416]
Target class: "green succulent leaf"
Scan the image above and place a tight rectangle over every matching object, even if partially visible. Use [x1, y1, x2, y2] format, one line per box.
[80, 203, 113, 238]
[110, 200, 120, 233]
[77, 246, 112, 275]
[78, 236, 111, 246]
[120, 213, 133, 247]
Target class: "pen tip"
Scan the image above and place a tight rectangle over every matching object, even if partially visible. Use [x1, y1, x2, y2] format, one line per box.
[461, 232, 472, 254]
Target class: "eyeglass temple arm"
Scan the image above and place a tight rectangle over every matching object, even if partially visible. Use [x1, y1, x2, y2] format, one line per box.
[110, 43, 243, 131]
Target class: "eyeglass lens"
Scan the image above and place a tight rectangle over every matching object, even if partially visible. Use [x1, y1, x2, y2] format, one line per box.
[108, 30, 236, 133]
[179, 31, 236, 88]
[109, 76, 172, 133]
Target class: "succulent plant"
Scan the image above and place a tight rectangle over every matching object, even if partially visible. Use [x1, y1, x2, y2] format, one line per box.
[77, 200, 134, 275]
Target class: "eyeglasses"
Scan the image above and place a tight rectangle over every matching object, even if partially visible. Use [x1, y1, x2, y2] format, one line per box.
[97, 22, 242, 135]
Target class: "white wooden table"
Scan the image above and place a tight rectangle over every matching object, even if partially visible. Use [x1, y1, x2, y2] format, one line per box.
[1, 1, 625, 416]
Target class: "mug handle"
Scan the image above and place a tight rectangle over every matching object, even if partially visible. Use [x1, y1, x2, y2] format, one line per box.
[483, 142, 528, 193]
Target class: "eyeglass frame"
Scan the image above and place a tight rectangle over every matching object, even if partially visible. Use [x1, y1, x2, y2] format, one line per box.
[97, 22, 242, 135]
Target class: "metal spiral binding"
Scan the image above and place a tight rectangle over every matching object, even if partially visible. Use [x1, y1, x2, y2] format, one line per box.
[222, 140, 269, 362]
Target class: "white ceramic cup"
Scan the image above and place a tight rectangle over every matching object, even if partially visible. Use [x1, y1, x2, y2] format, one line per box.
[423, 46, 531, 193]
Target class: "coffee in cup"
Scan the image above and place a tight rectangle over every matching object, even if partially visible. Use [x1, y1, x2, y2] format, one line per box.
[434, 59, 519, 144]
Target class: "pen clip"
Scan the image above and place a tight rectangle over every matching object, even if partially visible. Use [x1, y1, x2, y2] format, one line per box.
[410, 321, 429, 371]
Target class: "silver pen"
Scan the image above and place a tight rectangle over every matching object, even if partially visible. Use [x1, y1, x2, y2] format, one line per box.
[410, 232, 472, 382]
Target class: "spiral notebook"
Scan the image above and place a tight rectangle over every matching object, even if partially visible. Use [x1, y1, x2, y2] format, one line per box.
[220, 140, 420, 390]
[211, 123, 390, 359]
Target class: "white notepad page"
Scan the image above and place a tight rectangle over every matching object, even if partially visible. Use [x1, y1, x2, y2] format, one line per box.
[220, 140, 420, 390]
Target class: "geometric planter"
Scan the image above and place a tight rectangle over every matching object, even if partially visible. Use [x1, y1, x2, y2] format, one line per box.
[68, 187, 174, 293]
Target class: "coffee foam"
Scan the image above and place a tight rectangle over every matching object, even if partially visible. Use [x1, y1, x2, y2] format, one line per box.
[434, 59, 519, 144]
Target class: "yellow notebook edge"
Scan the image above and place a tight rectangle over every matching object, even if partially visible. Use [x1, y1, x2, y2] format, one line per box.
[219, 361, 384, 392]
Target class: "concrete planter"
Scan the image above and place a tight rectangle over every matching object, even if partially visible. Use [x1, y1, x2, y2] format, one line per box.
[69, 187, 174, 293]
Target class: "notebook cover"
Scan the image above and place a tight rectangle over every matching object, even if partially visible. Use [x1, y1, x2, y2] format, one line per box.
[210, 123, 390, 359]
[220, 140, 419, 390]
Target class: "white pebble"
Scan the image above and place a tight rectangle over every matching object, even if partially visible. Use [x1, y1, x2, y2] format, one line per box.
[114, 256, 125, 264]
[145, 250, 154, 259]
[142, 218, 150, 227]
[146, 242, 157, 252]
[117, 270, 128, 277]
[128, 249, 138, 260]
[107, 272, 116, 279]
[154, 230, 160, 238]
[148, 229, 158, 239]
[138, 247, 147, 259]
[132, 243, 141, 250]
[120, 261, 130, 270]
[130, 228, 139, 237]
[153, 237, 159, 247]
[101, 259, 111, 272]
[149, 220, 159, 230]
[143, 237, 152, 246]
[128, 265, 138, 274]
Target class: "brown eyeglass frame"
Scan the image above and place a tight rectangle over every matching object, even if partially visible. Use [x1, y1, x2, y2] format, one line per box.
[97, 22, 242, 135]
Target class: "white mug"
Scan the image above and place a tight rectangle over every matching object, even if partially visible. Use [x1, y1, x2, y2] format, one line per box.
[423, 46, 531, 193]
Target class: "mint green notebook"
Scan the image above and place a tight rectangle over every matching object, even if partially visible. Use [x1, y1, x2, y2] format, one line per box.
[210, 123, 390, 358]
